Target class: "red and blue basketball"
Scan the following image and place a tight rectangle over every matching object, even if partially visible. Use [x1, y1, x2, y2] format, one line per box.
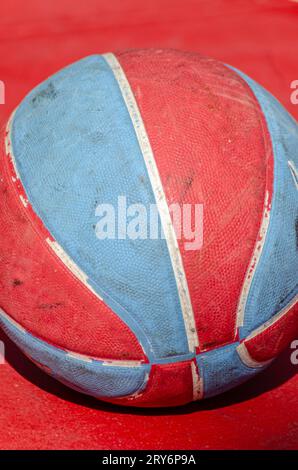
[0, 49, 297, 407]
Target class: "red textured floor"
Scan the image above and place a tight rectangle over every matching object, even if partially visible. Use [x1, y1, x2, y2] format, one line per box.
[0, 0, 297, 450]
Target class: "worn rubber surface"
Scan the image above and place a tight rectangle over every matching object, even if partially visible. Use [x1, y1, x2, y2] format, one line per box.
[0, 0, 297, 450]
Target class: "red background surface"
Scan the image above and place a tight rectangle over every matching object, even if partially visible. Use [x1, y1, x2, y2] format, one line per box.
[0, 0, 297, 450]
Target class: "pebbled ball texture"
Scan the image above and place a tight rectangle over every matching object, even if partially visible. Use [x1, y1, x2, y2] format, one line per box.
[0, 49, 297, 407]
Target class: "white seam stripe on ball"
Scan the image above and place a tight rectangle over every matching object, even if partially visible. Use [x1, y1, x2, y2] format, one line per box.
[244, 294, 297, 341]
[5, 112, 21, 180]
[5, 117, 108, 312]
[103, 53, 199, 357]
[237, 342, 272, 369]
[288, 160, 298, 190]
[0, 307, 143, 367]
[46, 238, 103, 302]
[236, 190, 271, 328]
[237, 294, 298, 367]
[191, 362, 203, 401]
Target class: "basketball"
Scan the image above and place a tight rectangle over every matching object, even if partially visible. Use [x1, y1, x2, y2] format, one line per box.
[0, 49, 297, 407]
